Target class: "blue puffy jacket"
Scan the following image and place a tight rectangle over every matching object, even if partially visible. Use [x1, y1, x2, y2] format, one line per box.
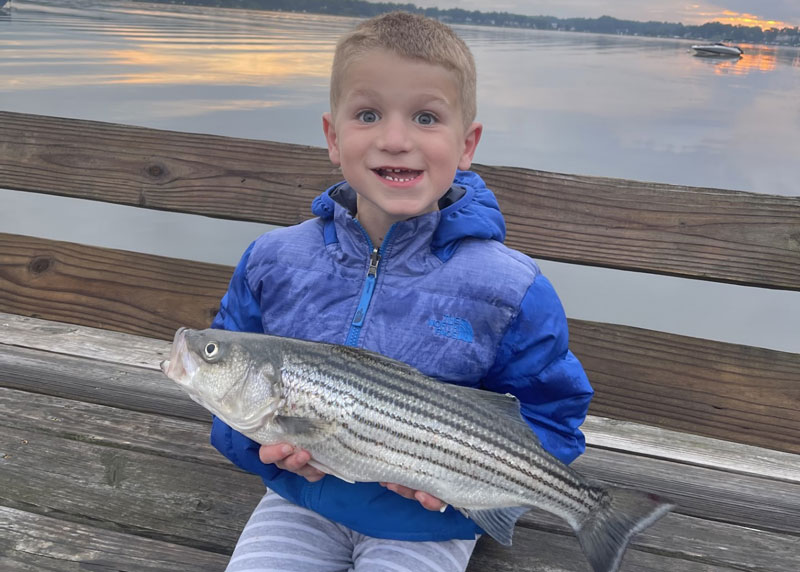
[210, 170, 594, 541]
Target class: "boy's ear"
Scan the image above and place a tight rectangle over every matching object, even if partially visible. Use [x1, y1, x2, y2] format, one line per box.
[322, 112, 341, 166]
[458, 122, 483, 170]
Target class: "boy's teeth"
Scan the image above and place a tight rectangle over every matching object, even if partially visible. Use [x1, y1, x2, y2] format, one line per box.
[377, 168, 419, 182]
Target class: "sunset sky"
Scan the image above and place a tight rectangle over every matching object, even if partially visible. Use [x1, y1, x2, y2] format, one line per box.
[406, 1, 800, 29]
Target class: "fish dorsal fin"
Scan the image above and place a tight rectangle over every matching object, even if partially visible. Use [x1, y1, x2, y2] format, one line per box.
[463, 506, 529, 546]
[452, 386, 540, 440]
[472, 388, 522, 415]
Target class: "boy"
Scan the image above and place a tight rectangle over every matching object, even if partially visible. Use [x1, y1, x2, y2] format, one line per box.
[210, 11, 593, 572]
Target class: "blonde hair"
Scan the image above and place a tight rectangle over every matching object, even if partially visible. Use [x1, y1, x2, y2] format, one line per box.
[330, 12, 477, 127]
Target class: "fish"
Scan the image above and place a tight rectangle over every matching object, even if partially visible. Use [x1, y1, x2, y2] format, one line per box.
[161, 327, 674, 572]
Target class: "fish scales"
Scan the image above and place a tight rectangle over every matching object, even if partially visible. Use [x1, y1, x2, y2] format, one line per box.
[260, 344, 595, 518]
[282, 347, 598, 518]
[162, 328, 674, 572]
[308, 345, 552, 465]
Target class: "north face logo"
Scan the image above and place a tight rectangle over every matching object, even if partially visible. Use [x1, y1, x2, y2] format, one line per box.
[428, 315, 474, 343]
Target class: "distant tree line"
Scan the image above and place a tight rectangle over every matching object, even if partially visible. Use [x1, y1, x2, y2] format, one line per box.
[137, 0, 800, 45]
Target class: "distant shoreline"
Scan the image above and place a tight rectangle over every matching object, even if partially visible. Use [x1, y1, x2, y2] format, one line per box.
[131, 0, 800, 47]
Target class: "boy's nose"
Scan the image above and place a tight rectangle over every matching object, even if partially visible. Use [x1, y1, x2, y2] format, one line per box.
[376, 116, 412, 153]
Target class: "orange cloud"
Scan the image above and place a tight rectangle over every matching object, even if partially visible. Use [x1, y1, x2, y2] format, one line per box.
[714, 10, 790, 29]
[690, 8, 791, 29]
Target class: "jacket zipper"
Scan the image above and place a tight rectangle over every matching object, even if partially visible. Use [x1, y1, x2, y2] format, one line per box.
[345, 226, 393, 346]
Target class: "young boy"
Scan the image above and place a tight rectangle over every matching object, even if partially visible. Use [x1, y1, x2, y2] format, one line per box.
[210, 11, 593, 572]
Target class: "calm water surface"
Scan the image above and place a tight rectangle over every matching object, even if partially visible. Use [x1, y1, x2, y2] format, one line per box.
[1, 0, 798, 351]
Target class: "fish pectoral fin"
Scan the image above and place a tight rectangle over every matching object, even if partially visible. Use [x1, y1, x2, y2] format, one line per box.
[274, 415, 336, 438]
[306, 460, 356, 484]
[464, 506, 529, 546]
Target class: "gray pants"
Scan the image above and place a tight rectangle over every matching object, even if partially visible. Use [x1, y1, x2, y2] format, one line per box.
[225, 491, 478, 572]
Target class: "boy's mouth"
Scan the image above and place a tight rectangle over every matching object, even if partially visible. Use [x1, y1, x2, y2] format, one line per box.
[373, 168, 423, 183]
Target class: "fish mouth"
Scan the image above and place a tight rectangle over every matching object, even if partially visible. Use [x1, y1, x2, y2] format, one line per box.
[160, 327, 197, 386]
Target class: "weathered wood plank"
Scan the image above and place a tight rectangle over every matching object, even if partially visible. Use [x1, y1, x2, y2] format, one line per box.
[3, 311, 798, 484]
[581, 416, 800, 484]
[0, 232, 226, 339]
[0, 507, 229, 572]
[468, 525, 744, 572]
[0, 425, 262, 552]
[0, 111, 335, 225]
[3, 380, 799, 536]
[0, 387, 220, 467]
[569, 320, 800, 455]
[515, 510, 800, 572]
[572, 448, 800, 535]
[0, 311, 172, 371]
[2, 111, 799, 289]
[3, 387, 797, 572]
[0, 341, 207, 422]
[477, 164, 800, 291]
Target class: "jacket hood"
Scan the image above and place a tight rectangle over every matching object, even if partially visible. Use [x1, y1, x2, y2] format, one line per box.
[310, 170, 506, 261]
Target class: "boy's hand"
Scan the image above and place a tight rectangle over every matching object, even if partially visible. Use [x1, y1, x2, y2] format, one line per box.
[380, 482, 447, 512]
[259, 443, 326, 482]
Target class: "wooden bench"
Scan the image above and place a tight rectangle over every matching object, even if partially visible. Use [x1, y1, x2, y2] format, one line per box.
[1, 110, 798, 571]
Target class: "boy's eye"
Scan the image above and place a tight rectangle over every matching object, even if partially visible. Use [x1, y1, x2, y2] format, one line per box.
[357, 110, 379, 123]
[414, 112, 437, 126]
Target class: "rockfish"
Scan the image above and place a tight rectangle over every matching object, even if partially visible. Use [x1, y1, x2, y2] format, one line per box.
[161, 327, 673, 572]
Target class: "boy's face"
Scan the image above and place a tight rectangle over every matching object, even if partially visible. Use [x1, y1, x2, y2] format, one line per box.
[323, 49, 481, 235]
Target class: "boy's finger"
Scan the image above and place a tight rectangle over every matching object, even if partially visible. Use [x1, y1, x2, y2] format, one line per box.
[414, 491, 446, 512]
[279, 450, 311, 471]
[258, 443, 294, 464]
[384, 483, 413, 498]
[299, 466, 326, 482]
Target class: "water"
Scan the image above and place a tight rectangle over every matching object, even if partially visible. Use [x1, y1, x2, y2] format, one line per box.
[1, 0, 798, 352]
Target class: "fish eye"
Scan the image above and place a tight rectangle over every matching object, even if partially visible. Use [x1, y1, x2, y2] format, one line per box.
[203, 342, 219, 360]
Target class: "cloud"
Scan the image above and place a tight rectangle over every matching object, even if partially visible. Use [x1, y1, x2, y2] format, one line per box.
[701, 1, 800, 27]
[722, 0, 800, 21]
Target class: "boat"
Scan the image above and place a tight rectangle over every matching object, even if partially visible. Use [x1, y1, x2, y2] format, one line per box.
[691, 42, 744, 57]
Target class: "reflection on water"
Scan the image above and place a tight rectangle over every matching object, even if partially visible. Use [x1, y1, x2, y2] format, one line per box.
[1, 0, 799, 352]
[0, 0, 353, 139]
[689, 46, 780, 75]
[2, 0, 341, 89]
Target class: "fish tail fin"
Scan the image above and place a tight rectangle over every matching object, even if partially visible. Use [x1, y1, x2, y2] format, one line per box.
[576, 486, 674, 572]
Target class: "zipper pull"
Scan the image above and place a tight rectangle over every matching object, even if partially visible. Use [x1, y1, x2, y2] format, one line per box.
[367, 247, 381, 277]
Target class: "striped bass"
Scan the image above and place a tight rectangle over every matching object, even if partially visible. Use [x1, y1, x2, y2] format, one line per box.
[161, 327, 674, 572]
